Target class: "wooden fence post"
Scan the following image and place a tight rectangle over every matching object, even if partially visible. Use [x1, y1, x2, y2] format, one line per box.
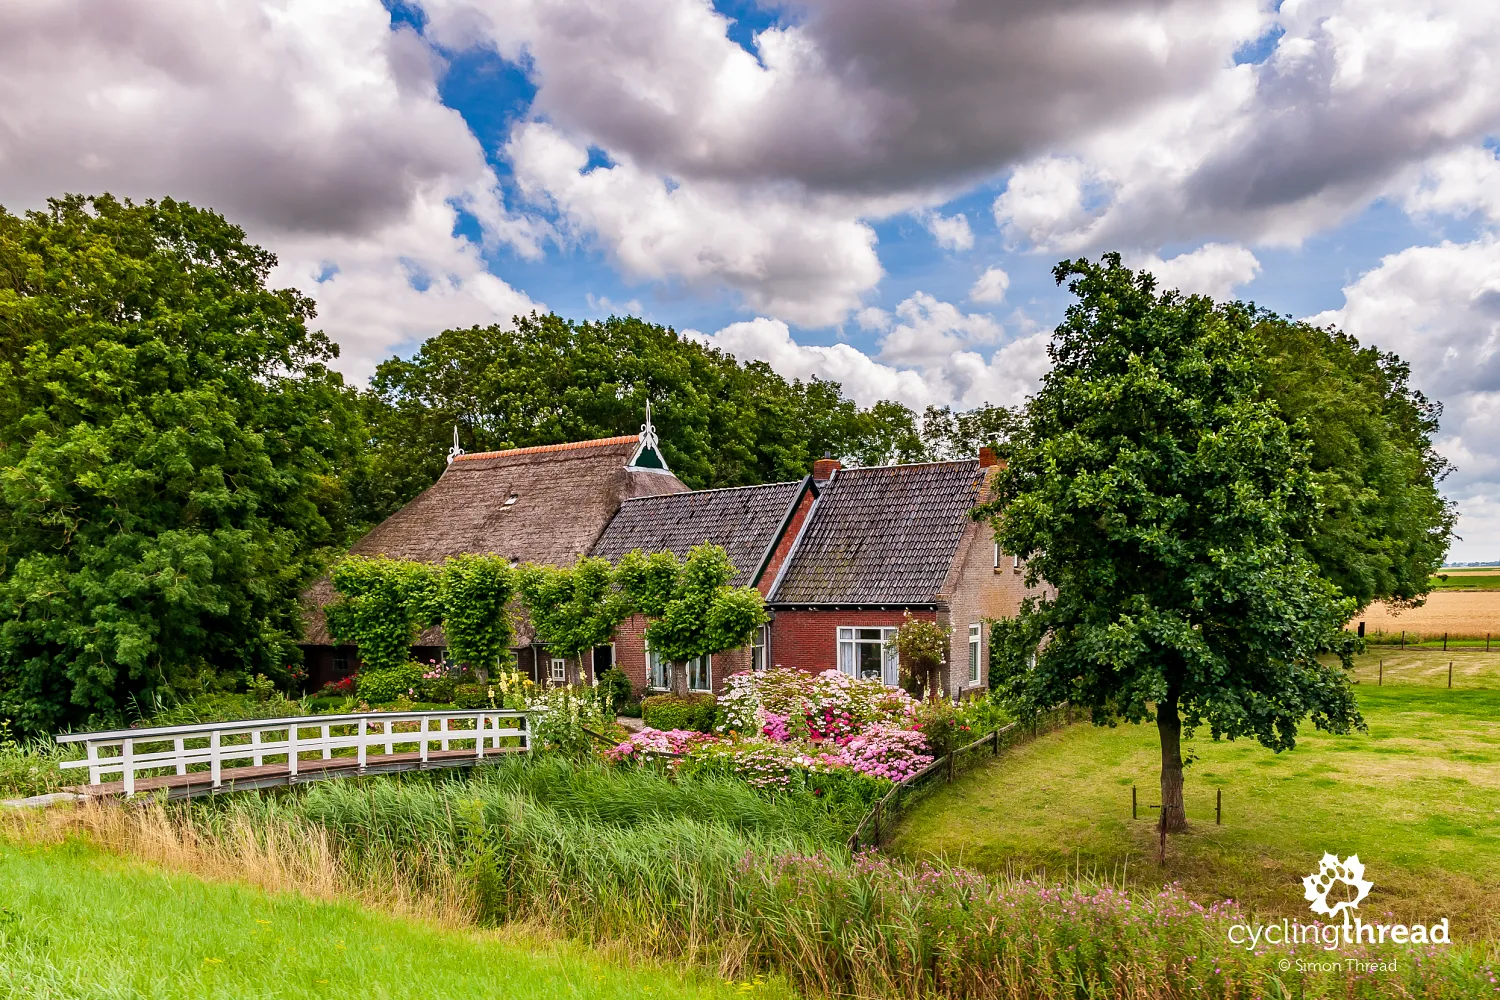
[1379, 660, 1383, 685]
[1401, 630, 1405, 649]
[1443, 632, 1448, 652]
[1216, 788, 1222, 826]
[1449, 662, 1453, 689]
[1132, 784, 1137, 819]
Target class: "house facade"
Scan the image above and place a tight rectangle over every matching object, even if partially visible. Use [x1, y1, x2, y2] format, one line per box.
[762, 452, 1045, 696]
[301, 422, 1043, 699]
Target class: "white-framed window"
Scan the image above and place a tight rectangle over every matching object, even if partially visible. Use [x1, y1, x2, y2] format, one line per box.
[687, 654, 712, 692]
[838, 627, 899, 686]
[993, 542, 1000, 569]
[647, 643, 672, 691]
[750, 625, 768, 672]
[549, 657, 567, 684]
[332, 648, 348, 674]
[1013, 553, 1022, 570]
[968, 623, 982, 685]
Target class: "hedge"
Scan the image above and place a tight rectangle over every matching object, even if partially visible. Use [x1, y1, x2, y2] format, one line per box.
[641, 693, 716, 732]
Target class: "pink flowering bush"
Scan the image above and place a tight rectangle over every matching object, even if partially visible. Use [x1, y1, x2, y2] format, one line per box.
[605, 727, 710, 763]
[830, 724, 932, 782]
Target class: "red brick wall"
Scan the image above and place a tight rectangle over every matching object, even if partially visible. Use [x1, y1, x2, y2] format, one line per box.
[768, 608, 937, 675]
[610, 613, 752, 697]
[758, 486, 817, 595]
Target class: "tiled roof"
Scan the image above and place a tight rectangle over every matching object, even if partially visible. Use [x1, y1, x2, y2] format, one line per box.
[590, 480, 807, 586]
[301, 433, 687, 644]
[769, 460, 985, 605]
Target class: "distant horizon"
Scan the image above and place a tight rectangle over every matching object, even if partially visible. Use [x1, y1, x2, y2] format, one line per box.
[1440, 562, 1500, 569]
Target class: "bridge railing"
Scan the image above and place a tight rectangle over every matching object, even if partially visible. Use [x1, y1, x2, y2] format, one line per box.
[56, 709, 530, 797]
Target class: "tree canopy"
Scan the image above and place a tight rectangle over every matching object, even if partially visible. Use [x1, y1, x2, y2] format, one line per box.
[0, 195, 363, 734]
[354, 314, 996, 524]
[980, 254, 1365, 835]
[1252, 315, 1454, 609]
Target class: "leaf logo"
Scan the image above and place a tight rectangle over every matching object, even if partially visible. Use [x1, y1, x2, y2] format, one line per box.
[1302, 853, 1373, 918]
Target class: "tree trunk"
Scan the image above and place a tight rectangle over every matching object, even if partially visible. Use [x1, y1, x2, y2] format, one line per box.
[1157, 695, 1188, 834]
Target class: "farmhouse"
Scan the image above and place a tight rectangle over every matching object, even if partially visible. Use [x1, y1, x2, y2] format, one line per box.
[299, 426, 687, 687]
[301, 419, 1043, 697]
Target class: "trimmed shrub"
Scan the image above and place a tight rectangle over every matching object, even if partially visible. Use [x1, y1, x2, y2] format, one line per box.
[356, 663, 423, 704]
[453, 683, 491, 709]
[641, 693, 716, 733]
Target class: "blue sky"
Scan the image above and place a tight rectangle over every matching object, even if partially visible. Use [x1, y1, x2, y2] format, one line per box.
[1, 0, 1497, 558]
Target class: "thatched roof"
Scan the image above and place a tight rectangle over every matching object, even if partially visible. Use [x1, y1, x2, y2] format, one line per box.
[590, 479, 811, 586]
[768, 460, 985, 606]
[301, 434, 687, 645]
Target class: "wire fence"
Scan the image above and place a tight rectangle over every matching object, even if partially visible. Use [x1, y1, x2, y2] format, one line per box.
[846, 703, 1074, 853]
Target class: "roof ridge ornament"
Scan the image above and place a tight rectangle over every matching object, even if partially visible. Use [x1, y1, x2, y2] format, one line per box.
[627, 398, 672, 473]
[446, 425, 465, 465]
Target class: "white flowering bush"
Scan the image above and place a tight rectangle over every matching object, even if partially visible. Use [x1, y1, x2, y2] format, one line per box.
[529, 683, 614, 756]
[716, 668, 916, 738]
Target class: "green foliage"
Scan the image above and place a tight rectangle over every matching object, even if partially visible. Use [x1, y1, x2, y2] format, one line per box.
[418, 675, 458, 704]
[357, 663, 424, 704]
[137, 691, 303, 728]
[1253, 315, 1455, 608]
[641, 693, 717, 733]
[0, 720, 75, 797]
[595, 667, 633, 716]
[514, 556, 630, 661]
[452, 683, 491, 710]
[626, 544, 769, 665]
[977, 254, 1364, 758]
[436, 554, 515, 672]
[324, 556, 438, 675]
[911, 699, 973, 757]
[612, 550, 681, 618]
[0, 194, 364, 735]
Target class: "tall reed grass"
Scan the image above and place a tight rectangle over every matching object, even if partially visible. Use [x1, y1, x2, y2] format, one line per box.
[6, 758, 1496, 999]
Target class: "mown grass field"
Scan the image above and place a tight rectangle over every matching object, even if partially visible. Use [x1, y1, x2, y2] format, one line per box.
[0, 839, 783, 1000]
[888, 650, 1500, 939]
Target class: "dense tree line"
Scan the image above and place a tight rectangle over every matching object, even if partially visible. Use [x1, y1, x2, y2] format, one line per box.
[0, 195, 1454, 734]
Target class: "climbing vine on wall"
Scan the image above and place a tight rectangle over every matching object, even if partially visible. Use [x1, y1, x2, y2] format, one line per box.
[437, 554, 516, 672]
[324, 556, 439, 674]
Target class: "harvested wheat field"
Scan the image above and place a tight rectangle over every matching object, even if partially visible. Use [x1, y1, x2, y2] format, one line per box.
[1353, 590, 1500, 638]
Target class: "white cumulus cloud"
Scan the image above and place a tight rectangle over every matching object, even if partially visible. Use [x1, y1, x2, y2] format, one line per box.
[1129, 243, 1262, 300]
[970, 267, 1011, 304]
[0, 0, 543, 381]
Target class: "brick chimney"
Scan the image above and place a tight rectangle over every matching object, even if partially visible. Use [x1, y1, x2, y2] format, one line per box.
[812, 452, 842, 480]
[978, 446, 1002, 469]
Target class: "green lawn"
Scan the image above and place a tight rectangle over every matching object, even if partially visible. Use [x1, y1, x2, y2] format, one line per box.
[888, 650, 1500, 938]
[0, 839, 783, 1000]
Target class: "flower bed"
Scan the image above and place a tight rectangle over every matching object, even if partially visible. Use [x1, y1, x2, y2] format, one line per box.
[608, 669, 934, 793]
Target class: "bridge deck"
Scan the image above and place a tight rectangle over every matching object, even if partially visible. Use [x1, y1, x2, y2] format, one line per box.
[68, 747, 527, 800]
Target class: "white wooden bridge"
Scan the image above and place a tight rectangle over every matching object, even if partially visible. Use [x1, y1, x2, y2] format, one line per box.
[55, 709, 530, 800]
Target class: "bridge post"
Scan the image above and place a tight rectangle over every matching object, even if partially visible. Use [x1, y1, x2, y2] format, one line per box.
[420, 717, 429, 763]
[211, 731, 222, 788]
[174, 737, 187, 776]
[122, 739, 135, 798]
[288, 723, 299, 778]
[87, 741, 100, 785]
[358, 718, 367, 771]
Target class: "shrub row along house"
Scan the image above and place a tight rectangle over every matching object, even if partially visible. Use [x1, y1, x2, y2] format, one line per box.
[300, 414, 1045, 698]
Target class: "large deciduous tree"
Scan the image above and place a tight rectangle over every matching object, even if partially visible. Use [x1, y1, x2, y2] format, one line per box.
[981, 255, 1364, 836]
[0, 195, 362, 734]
